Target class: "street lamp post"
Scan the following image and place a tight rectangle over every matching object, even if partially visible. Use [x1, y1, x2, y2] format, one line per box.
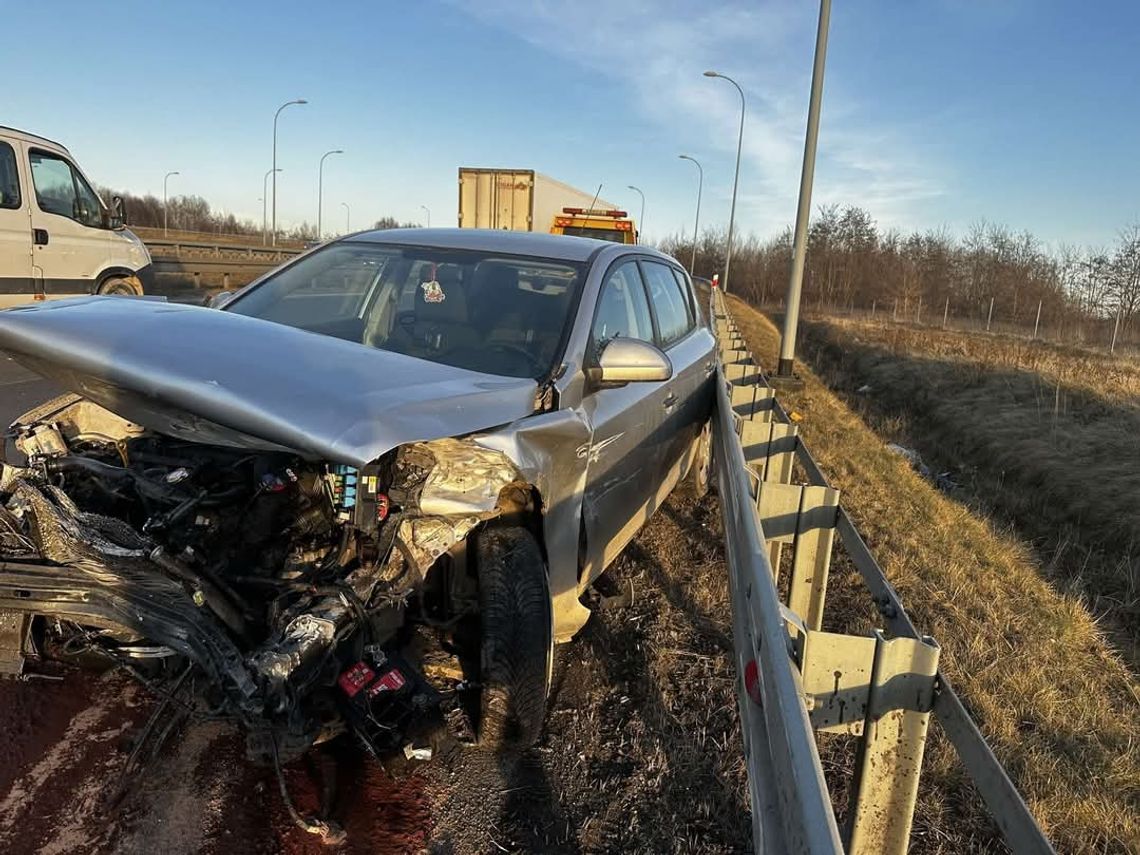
[420, 205, 431, 227]
[678, 155, 703, 275]
[262, 168, 281, 246]
[317, 149, 344, 240]
[341, 202, 350, 234]
[271, 98, 307, 246]
[777, 0, 831, 379]
[704, 70, 746, 294]
[627, 185, 645, 243]
[163, 171, 180, 237]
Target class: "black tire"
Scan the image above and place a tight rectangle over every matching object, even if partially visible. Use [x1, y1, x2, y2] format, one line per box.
[98, 276, 141, 296]
[475, 526, 552, 750]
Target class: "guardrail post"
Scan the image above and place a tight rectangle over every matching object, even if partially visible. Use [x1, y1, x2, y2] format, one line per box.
[730, 383, 775, 422]
[740, 421, 798, 485]
[847, 632, 941, 855]
[753, 481, 839, 629]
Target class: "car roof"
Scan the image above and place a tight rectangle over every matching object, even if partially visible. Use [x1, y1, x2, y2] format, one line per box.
[346, 227, 677, 265]
[0, 126, 69, 154]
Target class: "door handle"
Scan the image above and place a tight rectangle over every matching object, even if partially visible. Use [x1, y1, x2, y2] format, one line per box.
[32, 228, 49, 246]
[663, 393, 678, 409]
[704, 361, 716, 376]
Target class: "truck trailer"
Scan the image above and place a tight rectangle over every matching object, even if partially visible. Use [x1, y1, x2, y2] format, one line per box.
[457, 168, 637, 243]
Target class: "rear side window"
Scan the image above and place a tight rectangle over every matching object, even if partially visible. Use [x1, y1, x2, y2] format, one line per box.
[591, 261, 654, 357]
[0, 143, 19, 210]
[640, 260, 693, 346]
[671, 267, 701, 326]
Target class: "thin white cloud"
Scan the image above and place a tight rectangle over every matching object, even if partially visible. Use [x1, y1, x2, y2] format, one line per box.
[450, 0, 944, 236]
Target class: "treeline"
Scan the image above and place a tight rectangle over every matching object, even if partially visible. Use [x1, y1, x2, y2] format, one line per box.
[661, 206, 1140, 334]
[98, 186, 260, 237]
[98, 187, 420, 241]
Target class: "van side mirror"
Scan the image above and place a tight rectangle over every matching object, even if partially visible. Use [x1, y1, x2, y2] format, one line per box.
[111, 195, 127, 228]
[591, 338, 672, 388]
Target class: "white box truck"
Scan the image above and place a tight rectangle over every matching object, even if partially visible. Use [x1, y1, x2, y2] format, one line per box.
[457, 168, 636, 243]
[0, 126, 152, 308]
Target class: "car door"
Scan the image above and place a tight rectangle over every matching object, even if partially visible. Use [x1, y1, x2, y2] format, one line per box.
[0, 137, 33, 305]
[27, 148, 110, 296]
[638, 259, 713, 491]
[579, 258, 673, 581]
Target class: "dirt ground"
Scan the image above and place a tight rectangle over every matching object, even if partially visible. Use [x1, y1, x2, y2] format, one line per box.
[0, 492, 750, 855]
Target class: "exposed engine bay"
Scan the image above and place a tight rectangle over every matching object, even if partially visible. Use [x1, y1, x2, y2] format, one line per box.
[0, 393, 530, 768]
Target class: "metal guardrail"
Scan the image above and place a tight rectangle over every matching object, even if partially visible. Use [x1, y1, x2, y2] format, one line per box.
[710, 289, 1054, 854]
[144, 239, 303, 263]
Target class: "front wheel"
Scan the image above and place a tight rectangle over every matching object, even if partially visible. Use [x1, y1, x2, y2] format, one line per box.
[475, 526, 552, 750]
[98, 276, 141, 296]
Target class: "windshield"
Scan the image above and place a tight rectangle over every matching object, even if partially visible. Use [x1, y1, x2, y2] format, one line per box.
[226, 241, 585, 379]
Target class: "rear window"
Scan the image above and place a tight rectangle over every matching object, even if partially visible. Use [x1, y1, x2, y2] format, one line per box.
[227, 241, 585, 380]
[558, 226, 626, 243]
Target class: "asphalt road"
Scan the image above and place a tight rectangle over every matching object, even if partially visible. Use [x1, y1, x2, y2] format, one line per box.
[0, 354, 56, 428]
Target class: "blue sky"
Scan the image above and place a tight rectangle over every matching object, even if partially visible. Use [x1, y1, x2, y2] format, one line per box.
[6, 0, 1138, 247]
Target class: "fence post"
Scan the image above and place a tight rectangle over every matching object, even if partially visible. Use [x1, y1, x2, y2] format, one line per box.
[892, 299, 898, 322]
[1111, 308, 1121, 354]
[942, 297, 949, 330]
[986, 297, 994, 332]
[916, 296, 922, 325]
[870, 299, 876, 320]
[1033, 300, 1042, 339]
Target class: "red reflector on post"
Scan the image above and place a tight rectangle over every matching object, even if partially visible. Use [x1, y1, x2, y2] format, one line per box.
[744, 659, 762, 705]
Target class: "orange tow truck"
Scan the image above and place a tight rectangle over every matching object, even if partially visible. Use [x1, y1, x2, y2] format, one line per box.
[550, 207, 638, 244]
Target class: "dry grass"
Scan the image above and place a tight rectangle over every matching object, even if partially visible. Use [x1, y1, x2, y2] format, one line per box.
[800, 315, 1140, 656]
[829, 317, 1140, 404]
[727, 295, 1140, 854]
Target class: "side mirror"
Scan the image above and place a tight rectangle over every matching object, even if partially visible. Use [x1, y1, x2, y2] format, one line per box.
[594, 338, 672, 387]
[101, 208, 124, 230]
[208, 291, 236, 309]
[112, 195, 128, 227]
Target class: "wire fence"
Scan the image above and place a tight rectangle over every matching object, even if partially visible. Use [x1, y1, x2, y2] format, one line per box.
[753, 294, 1140, 357]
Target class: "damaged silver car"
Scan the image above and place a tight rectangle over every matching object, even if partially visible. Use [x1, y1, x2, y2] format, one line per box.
[0, 229, 714, 810]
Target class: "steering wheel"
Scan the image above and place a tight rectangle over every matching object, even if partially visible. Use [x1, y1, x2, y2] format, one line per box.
[446, 343, 542, 377]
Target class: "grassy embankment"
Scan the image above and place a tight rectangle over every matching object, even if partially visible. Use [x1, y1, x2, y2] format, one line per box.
[727, 295, 1140, 854]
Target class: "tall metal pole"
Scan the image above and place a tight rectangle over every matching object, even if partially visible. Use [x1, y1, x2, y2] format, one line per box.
[679, 155, 703, 275]
[262, 168, 281, 246]
[317, 149, 343, 240]
[776, 0, 831, 377]
[626, 185, 645, 243]
[421, 205, 431, 227]
[163, 171, 180, 237]
[341, 202, 350, 234]
[271, 98, 307, 247]
[704, 70, 745, 294]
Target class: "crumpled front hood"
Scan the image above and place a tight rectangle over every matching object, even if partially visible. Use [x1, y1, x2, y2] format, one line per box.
[0, 297, 538, 466]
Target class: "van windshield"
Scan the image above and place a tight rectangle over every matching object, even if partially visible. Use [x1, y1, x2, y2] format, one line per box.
[226, 241, 585, 380]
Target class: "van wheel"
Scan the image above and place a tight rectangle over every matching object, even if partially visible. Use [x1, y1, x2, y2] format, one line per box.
[98, 277, 141, 296]
[475, 526, 552, 750]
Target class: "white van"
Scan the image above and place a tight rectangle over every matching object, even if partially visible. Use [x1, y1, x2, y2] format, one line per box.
[0, 126, 152, 308]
